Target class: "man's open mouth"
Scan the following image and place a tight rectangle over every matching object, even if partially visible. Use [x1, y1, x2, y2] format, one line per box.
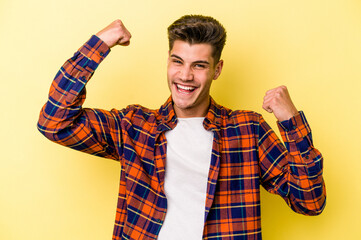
[175, 83, 196, 94]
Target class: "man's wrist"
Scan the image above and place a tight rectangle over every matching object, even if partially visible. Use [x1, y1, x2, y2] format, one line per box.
[79, 35, 111, 64]
[277, 111, 311, 142]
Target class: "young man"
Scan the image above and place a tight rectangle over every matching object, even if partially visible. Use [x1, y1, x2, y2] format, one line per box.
[38, 15, 326, 240]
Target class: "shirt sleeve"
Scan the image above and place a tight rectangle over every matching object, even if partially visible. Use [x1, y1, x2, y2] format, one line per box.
[258, 111, 326, 215]
[37, 35, 123, 160]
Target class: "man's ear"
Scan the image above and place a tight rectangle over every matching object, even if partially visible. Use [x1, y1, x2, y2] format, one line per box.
[213, 60, 224, 80]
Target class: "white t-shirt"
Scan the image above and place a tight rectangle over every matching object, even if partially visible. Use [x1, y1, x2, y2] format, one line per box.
[157, 118, 214, 239]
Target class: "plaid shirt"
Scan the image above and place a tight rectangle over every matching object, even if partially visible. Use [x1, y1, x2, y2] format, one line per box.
[38, 35, 326, 240]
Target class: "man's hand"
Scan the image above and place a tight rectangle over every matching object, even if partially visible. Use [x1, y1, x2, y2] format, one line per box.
[262, 86, 298, 122]
[96, 19, 132, 48]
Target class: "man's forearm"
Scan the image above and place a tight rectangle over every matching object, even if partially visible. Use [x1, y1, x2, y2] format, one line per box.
[259, 112, 326, 215]
[278, 112, 326, 215]
[38, 35, 110, 137]
[36, 36, 122, 160]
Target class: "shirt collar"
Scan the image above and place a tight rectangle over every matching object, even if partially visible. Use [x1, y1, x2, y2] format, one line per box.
[157, 96, 223, 132]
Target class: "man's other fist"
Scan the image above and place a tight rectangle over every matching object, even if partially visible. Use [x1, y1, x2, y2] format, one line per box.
[262, 86, 298, 122]
[96, 19, 132, 48]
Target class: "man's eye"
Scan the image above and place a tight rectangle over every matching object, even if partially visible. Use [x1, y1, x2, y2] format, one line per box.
[172, 59, 182, 64]
[195, 64, 206, 69]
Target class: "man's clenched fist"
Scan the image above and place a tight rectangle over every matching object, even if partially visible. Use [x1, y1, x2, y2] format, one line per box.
[96, 19, 132, 48]
[262, 86, 298, 122]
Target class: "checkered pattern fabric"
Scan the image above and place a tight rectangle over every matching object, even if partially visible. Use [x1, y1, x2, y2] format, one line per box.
[38, 35, 326, 240]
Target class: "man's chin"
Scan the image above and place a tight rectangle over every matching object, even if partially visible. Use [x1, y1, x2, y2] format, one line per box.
[173, 101, 192, 111]
[172, 98, 195, 111]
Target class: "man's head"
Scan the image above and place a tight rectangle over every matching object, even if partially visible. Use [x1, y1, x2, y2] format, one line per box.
[167, 15, 227, 118]
[168, 15, 227, 64]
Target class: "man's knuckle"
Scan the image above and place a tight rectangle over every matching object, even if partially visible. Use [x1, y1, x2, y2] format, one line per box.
[115, 19, 123, 24]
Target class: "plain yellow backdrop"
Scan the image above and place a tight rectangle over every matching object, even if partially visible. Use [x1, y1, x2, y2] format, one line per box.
[1, 0, 360, 239]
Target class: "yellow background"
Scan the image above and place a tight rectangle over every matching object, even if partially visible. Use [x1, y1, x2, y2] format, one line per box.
[1, 0, 360, 239]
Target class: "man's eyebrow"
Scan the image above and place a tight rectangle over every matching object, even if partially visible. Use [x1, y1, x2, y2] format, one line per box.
[170, 54, 210, 65]
[193, 60, 210, 65]
[170, 54, 183, 61]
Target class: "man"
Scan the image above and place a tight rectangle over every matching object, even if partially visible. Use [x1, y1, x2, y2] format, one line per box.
[38, 15, 326, 240]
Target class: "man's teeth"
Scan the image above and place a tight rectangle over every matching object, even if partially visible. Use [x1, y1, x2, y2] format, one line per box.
[177, 84, 195, 91]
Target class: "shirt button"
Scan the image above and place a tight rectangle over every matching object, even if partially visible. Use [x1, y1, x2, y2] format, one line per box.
[156, 219, 161, 223]
[305, 155, 309, 159]
[100, 52, 104, 56]
[292, 125, 297, 130]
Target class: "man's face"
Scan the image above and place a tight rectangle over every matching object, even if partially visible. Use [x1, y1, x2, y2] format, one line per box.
[167, 40, 223, 118]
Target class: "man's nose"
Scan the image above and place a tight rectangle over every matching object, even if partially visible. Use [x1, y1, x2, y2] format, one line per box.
[179, 66, 193, 81]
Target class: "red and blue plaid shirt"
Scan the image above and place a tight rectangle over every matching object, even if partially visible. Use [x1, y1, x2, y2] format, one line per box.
[38, 35, 326, 240]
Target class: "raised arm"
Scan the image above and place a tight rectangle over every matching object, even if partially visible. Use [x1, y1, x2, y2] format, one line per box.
[259, 86, 326, 215]
[37, 20, 132, 160]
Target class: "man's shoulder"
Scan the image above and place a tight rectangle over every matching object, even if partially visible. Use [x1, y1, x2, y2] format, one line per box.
[215, 103, 261, 123]
[227, 110, 261, 126]
[110, 104, 160, 123]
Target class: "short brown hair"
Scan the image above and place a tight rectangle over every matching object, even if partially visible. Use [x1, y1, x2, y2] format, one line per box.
[167, 15, 227, 63]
